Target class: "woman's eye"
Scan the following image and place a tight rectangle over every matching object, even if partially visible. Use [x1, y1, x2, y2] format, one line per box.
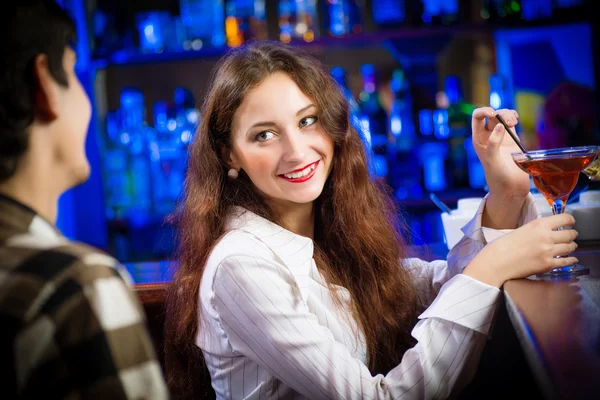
[299, 116, 318, 128]
[255, 131, 275, 142]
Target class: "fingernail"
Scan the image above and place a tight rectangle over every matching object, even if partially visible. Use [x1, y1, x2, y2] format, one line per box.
[494, 124, 503, 132]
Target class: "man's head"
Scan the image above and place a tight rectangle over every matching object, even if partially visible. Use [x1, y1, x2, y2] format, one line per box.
[0, 0, 92, 189]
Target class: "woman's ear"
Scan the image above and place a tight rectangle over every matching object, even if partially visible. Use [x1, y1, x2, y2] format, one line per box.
[220, 145, 240, 170]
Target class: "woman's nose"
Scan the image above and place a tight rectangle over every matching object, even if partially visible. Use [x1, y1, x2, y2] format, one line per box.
[281, 131, 307, 163]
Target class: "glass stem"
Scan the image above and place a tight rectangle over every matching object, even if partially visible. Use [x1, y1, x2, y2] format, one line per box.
[552, 199, 565, 216]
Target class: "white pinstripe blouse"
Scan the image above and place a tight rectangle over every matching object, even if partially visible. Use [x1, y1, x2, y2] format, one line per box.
[197, 195, 540, 399]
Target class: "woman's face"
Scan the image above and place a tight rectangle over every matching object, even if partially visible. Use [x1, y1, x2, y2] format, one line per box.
[228, 72, 334, 208]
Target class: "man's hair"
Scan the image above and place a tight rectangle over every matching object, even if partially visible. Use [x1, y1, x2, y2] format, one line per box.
[0, 0, 77, 182]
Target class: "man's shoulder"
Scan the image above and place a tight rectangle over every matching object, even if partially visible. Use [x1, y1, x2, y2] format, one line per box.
[0, 238, 130, 320]
[4, 237, 123, 281]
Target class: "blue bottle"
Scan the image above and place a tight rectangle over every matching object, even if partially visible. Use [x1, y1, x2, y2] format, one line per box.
[388, 69, 421, 200]
[103, 110, 132, 221]
[278, 0, 319, 42]
[372, 0, 406, 25]
[358, 64, 388, 179]
[325, 0, 363, 36]
[179, 0, 226, 49]
[119, 88, 155, 225]
[225, 0, 267, 46]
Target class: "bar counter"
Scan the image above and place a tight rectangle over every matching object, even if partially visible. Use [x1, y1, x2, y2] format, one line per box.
[503, 241, 600, 400]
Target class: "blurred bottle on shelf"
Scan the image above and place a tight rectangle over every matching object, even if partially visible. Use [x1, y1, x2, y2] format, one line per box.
[371, 0, 406, 25]
[387, 69, 421, 200]
[442, 75, 472, 188]
[482, 0, 522, 22]
[179, 0, 226, 50]
[278, 0, 320, 43]
[488, 73, 507, 110]
[418, 109, 434, 137]
[323, 0, 364, 36]
[420, 0, 459, 25]
[174, 87, 200, 148]
[91, 7, 127, 59]
[103, 110, 132, 221]
[151, 101, 185, 217]
[419, 141, 449, 192]
[119, 88, 156, 224]
[443, 75, 474, 137]
[420, 108, 449, 192]
[432, 108, 450, 140]
[135, 11, 179, 54]
[330, 66, 361, 126]
[358, 64, 388, 179]
[521, 0, 552, 20]
[225, 0, 267, 47]
[388, 69, 416, 151]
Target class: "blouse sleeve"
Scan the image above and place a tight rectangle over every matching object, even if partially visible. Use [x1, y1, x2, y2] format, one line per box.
[406, 193, 541, 309]
[211, 253, 498, 399]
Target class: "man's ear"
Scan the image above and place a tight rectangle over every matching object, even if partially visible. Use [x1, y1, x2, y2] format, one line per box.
[220, 145, 240, 170]
[33, 54, 60, 121]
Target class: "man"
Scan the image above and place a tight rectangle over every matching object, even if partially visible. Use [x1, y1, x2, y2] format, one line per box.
[0, 1, 168, 398]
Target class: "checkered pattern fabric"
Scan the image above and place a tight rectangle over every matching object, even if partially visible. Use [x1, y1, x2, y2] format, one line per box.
[0, 194, 169, 399]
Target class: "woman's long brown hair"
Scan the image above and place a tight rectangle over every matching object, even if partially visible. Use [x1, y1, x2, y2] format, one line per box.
[164, 40, 419, 398]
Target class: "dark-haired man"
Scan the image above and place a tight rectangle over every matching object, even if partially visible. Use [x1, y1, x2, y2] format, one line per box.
[0, 1, 168, 398]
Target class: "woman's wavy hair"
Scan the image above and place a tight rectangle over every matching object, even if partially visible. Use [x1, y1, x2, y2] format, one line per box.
[164, 40, 419, 398]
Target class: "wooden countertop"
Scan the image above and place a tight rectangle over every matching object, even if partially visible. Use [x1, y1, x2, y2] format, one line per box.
[503, 242, 600, 400]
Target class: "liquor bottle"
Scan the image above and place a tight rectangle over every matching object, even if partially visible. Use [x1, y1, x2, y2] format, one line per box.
[483, 0, 522, 22]
[521, 0, 552, 21]
[331, 66, 374, 173]
[179, 0, 226, 49]
[444, 75, 473, 137]
[387, 69, 421, 200]
[388, 69, 416, 151]
[119, 88, 155, 224]
[174, 86, 200, 147]
[331, 66, 360, 123]
[371, 0, 406, 25]
[278, 0, 319, 43]
[103, 110, 132, 221]
[418, 109, 434, 137]
[420, 0, 459, 25]
[152, 101, 186, 217]
[225, 0, 267, 47]
[489, 73, 507, 110]
[358, 64, 389, 179]
[419, 141, 449, 192]
[323, 0, 364, 36]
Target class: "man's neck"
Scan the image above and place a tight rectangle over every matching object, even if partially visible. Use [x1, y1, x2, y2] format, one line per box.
[0, 166, 61, 225]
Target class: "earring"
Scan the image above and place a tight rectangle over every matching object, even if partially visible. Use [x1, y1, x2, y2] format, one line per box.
[227, 168, 239, 180]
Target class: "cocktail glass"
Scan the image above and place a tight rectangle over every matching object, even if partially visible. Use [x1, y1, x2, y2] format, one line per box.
[512, 146, 599, 276]
[582, 149, 600, 181]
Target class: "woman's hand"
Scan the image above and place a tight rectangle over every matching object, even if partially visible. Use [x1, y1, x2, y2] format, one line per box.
[463, 213, 579, 287]
[471, 107, 531, 200]
[471, 107, 532, 229]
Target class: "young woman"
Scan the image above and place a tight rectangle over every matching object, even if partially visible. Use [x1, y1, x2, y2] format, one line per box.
[164, 41, 578, 399]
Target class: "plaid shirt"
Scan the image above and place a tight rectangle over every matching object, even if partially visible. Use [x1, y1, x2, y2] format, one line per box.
[0, 194, 169, 399]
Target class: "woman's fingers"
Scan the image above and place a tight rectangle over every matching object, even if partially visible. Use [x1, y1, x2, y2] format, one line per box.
[552, 242, 579, 258]
[546, 213, 577, 230]
[549, 256, 579, 269]
[552, 228, 579, 244]
[495, 109, 519, 126]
